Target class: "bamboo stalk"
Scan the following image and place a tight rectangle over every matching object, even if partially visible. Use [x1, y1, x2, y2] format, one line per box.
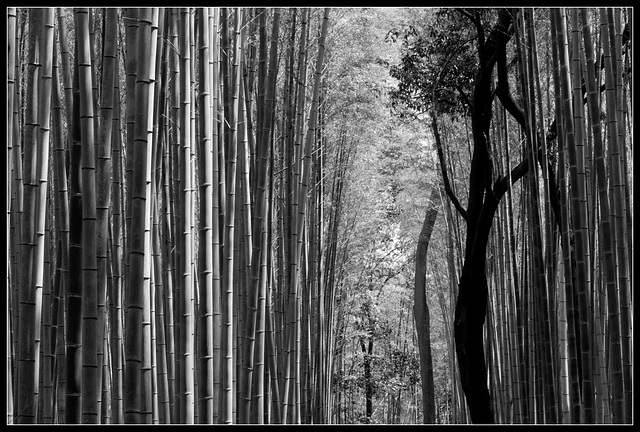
[124, 7, 154, 423]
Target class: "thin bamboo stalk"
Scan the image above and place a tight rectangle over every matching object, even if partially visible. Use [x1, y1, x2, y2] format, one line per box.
[178, 7, 195, 424]
[196, 7, 215, 424]
[95, 9, 118, 421]
[17, 9, 42, 422]
[109, 39, 124, 424]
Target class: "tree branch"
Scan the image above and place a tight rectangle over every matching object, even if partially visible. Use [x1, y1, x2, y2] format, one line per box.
[495, 37, 526, 127]
[493, 156, 529, 200]
[432, 113, 467, 220]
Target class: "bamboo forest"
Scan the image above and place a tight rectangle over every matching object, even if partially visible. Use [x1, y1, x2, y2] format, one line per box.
[5, 7, 633, 425]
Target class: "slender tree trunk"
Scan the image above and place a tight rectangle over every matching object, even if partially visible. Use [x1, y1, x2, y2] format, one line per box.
[414, 184, 440, 423]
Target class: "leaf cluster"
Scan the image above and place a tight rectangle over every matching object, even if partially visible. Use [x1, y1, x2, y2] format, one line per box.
[389, 8, 486, 119]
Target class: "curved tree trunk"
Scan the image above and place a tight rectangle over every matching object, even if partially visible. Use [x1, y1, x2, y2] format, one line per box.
[413, 184, 440, 423]
[446, 9, 529, 424]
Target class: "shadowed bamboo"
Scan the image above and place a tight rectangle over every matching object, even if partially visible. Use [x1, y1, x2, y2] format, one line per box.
[74, 7, 100, 423]
[65, 22, 85, 424]
[241, 7, 281, 424]
[549, 12, 580, 423]
[553, 8, 594, 423]
[50, 28, 71, 425]
[598, 8, 626, 423]
[124, 8, 154, 423]
[517, 9, 556, 422]
[95, 8, 118, 421]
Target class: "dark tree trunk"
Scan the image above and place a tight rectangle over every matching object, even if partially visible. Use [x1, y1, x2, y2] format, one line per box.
[449, 9, 524, 424]
[414, 185, 440, 423]
[453, 195, 499, 424]
[360, 337, 374, 422]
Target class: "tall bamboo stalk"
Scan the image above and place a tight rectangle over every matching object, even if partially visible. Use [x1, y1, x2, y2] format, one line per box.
[95, 8, 118, 421]
[196, 6, 215, 424]
[208, 7, 222, 424]
[17, 9, 42, 423]
[178, 7, 195, 424]
[74, 7, 100, 423]
[7, 14, 17, 419]
[221, 8, 242, 423]
[124, 8, 154, 423]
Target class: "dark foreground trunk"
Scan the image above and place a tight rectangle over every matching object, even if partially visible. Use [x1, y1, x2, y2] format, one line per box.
[454, 262, 493, 423]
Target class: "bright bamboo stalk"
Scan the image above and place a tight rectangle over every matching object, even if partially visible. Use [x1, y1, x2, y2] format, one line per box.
[123, 8, 139, 259]
[208, 7, 222, 424]
[178, 7, 195, 424]
[109, 42, 125, 424]
[7, 17, 16, 394]
[197, 6, 215, 423]
[221, 8, 242, 424]
[33, 7, 54, 424]
[124, 7, 154, 423]
[142, 9, 160, 424]
[17, 8, 41, 423]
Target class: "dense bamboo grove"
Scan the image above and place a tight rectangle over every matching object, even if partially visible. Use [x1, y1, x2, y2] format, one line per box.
[7, 7, 334, 424]
[6, 7, 633, 425]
